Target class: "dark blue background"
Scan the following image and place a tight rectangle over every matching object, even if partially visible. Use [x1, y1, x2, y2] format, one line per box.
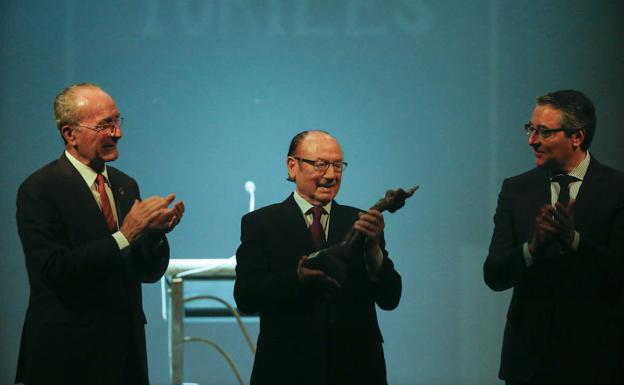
[1, 1, 622, 384]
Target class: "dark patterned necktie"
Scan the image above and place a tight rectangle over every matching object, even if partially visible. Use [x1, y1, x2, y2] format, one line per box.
[308, 206, 326, 250]
[553, 174, 578, 206]
[96, 173, 117, 232]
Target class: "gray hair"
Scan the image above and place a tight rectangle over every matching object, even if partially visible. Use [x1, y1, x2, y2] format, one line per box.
[54, 82, 102, 129]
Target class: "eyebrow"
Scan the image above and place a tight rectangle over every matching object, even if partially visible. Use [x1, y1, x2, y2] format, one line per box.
[529, 123, 558, 130]
[96, 115, 120, 125]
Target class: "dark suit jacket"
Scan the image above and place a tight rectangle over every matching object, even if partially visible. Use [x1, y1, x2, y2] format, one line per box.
[484, 157, 624, 384]
[234, 194, 402, 385]
[15, 154, 169, 385]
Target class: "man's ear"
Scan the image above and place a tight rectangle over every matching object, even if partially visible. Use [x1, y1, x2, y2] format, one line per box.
[573, 128, 586, 149]
[286, 156, 297, 181]
[61, 125, 76, 145]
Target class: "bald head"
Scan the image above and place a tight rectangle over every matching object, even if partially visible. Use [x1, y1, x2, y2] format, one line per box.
[287, 130, 340, 156]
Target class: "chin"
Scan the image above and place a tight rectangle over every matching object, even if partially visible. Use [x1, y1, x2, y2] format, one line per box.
[314, 193, 335, 204]
[323, 193, 338, 203]
[102, 152, 119, 162]
[533, 155, 548, 168]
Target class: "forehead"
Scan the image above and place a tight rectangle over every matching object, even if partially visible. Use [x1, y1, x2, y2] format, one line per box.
[74, 87, 118, 121]
[298, 133, 343, 159]
[531, 104, 562, 127]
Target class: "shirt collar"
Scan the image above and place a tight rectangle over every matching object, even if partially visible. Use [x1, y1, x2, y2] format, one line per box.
[567, 151, 590, 181]
[65, 150, 110, 187]
[550, 151, 590, 182]
[293, 190, 332, 216]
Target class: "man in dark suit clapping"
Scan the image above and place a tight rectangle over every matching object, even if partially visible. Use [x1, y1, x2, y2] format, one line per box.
[484, 90, 624, 385]
[15, 83, 185, 385]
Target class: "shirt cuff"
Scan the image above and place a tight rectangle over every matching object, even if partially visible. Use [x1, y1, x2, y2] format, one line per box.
[112, 231, 130, 250]
[522, 242, 534, 267]
[571, 231, 580, 251]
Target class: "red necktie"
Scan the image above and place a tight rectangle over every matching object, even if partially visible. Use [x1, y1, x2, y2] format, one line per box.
[309, 206, 326, 250]
[96, 173, 117, 232]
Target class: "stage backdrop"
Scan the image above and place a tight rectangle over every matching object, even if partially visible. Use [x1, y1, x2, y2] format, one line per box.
[1, 1, 622, 384]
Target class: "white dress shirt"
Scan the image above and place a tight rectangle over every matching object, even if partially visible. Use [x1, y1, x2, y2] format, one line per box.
[65, 150, 129, 250]
[292, 190, 332, 239]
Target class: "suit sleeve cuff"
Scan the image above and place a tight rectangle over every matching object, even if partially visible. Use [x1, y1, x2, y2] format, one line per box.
[369, 246, 384, 269]
[365, 246, 384, 279]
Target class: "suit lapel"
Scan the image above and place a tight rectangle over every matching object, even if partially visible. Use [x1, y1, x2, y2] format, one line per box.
[515, 168, 551, 242]
[327, 202, 354, 246]
[522, 168, 550, 209]
[57, 154, 111, 235]
[280, 194, 316, 252]
[536, 167, 551, 203]
[107, 168, 132, 224]
[573, 157, 605, 224]
[58, 154, 120, 234]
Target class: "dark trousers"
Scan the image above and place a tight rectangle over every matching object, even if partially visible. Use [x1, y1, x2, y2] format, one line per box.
[119, 324, 148, 385]
[506, 325, 559, 385]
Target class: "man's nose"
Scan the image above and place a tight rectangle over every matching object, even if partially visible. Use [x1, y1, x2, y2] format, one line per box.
[527, 131, 539, 146]
[323, 165, 336, 178]
[109, 125, 122, 138]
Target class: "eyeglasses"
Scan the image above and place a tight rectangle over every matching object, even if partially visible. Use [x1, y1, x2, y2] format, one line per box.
[75, 117, 124, 135]
[523, 123, 575, 140]
[295, 157, 348, 172]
